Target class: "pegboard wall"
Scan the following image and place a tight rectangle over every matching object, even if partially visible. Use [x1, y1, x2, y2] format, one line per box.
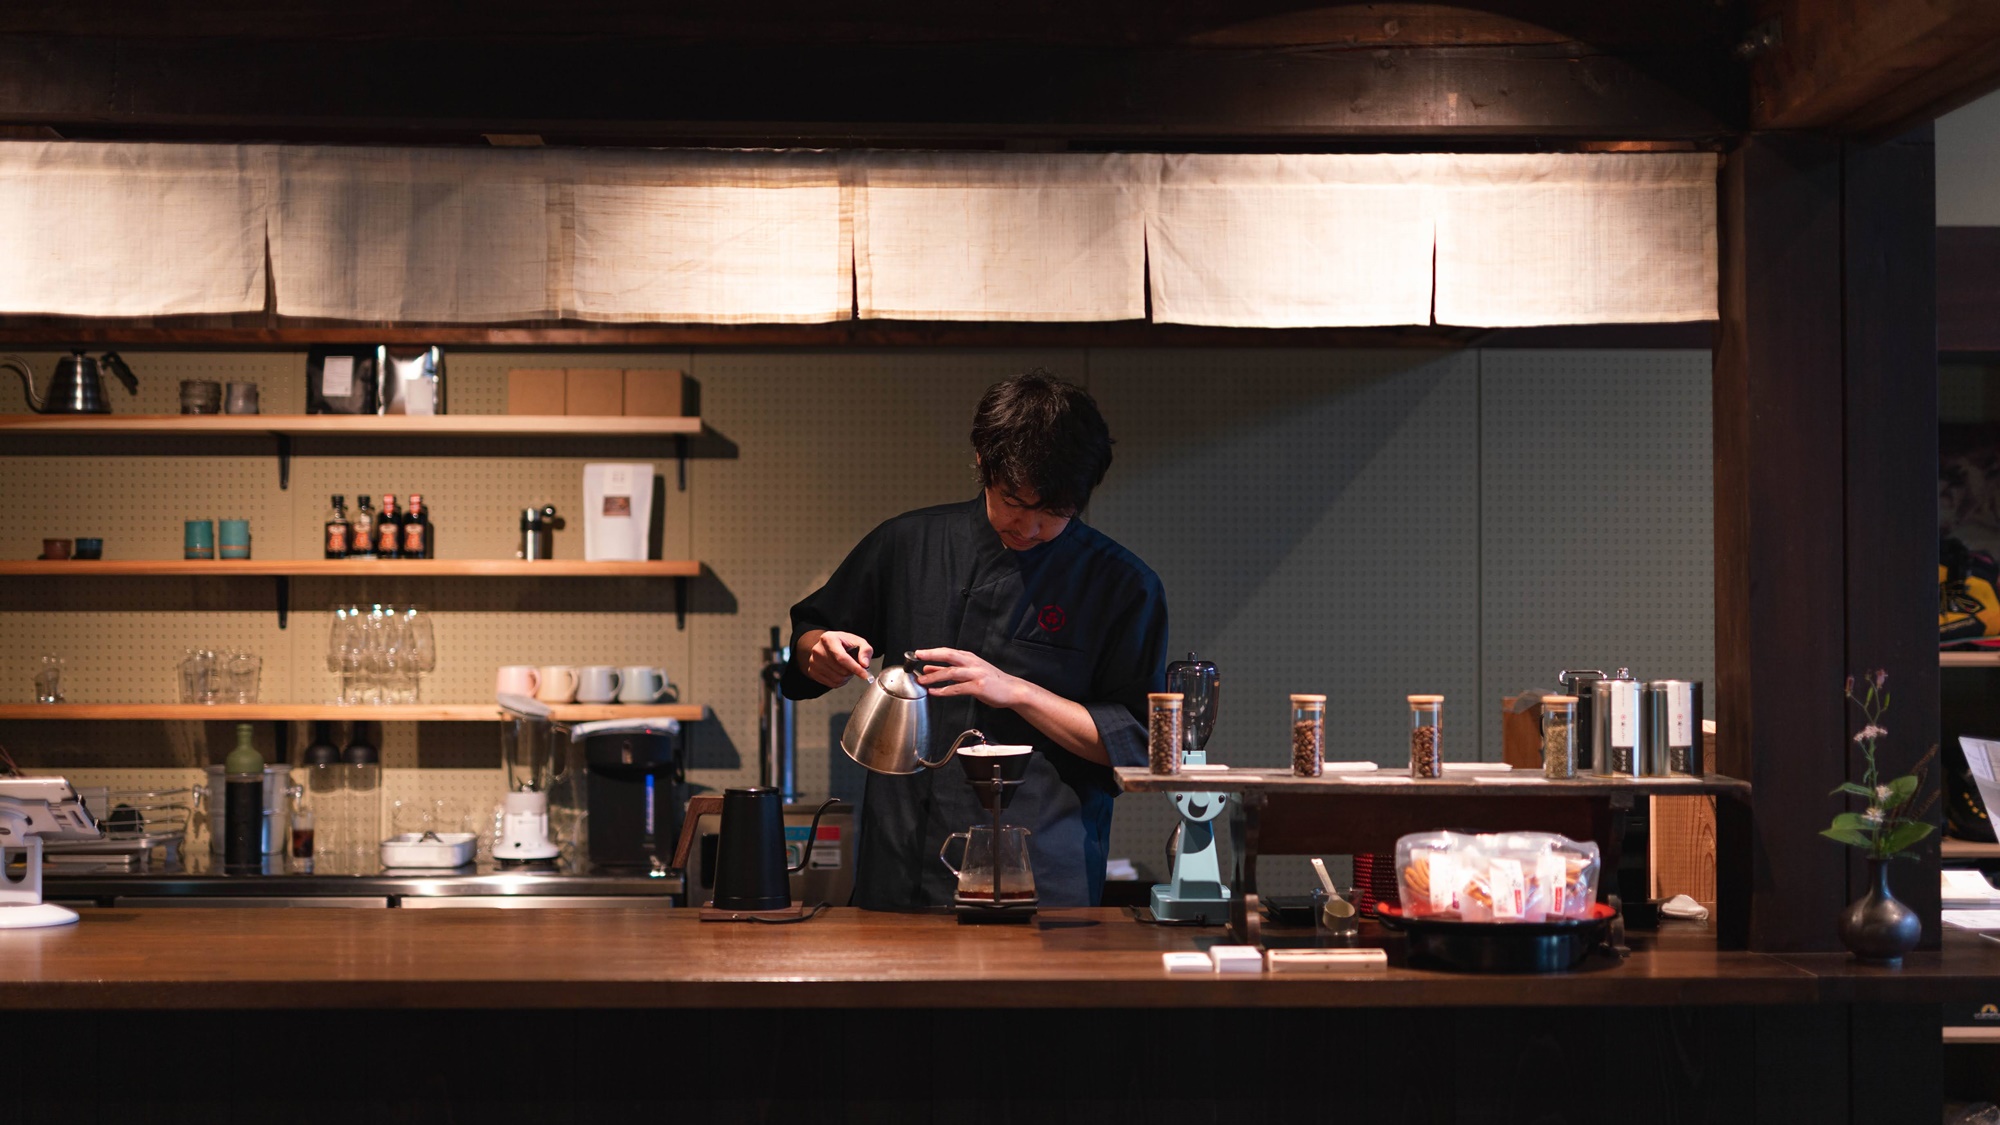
[0, 345, 1712, 895]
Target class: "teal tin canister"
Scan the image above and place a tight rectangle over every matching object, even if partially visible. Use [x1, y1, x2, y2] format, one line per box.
[219, 518, 251, 560]
[184, 519, 215, 560]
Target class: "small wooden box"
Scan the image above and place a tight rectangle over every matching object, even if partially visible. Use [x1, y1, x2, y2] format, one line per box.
[506, 369, 565, 415]
[565, 368, 625, 416]
[623, 369, 688, 417]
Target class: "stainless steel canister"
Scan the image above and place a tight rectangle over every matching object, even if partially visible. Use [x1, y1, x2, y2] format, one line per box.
[1591, 669, 1644, 777]
[1558, 669, 1606, 771]
[1644, 680, 1704, 776]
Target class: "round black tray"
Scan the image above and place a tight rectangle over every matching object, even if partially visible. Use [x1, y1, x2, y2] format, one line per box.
[1376, 902, 1617, 973]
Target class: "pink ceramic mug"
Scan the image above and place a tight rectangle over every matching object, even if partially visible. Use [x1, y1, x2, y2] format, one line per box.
[495, 665, 540, 699]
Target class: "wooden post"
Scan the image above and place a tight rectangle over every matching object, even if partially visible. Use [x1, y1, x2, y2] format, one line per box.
[1714, 130, 1942, 952]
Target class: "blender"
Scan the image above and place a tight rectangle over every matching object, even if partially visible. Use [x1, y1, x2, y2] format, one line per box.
[1150, 652, 1231, 923]
[497, 695, 564, 861]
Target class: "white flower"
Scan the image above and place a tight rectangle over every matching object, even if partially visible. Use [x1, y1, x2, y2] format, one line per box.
[1853, 725, 1887, 744]
[1875, 784, 1893, 803]
[1863, 806, 1886, 826]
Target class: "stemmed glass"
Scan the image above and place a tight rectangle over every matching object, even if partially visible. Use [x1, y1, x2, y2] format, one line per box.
[326, 606, 366, 704]
[401, 606, 436, 703]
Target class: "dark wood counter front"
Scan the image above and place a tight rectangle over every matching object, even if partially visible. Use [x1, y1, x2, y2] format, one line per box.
[2, 907, 1994, 1011]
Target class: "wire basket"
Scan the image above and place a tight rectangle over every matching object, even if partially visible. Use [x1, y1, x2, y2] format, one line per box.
[52, 786, 194, 861]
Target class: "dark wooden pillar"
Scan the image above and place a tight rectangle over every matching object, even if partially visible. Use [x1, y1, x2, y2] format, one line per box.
[1715, 130, 1942, 953]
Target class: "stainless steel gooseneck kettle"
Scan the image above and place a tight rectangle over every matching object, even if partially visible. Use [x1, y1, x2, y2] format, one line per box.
[4, 351, 139, 414]
[841, 652, 988, 775]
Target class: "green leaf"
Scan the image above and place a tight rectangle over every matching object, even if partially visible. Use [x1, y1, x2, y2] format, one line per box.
[1830, 782, 1875, 799]
[1822, 827, 1872, 847]
[1833, 811, 1876, 832]
[1882, 775, 1920, 808]
[1878, 821, 1935, 856]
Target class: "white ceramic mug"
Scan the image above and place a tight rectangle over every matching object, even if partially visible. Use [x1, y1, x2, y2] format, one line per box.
[534, 665, 579, 704]
[617, 665, 676, 704]
[495, 665, 540, 699]
[576, 665, 623, 704]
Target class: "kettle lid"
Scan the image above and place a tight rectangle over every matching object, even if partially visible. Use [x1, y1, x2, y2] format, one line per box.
[875, 661, 927, 701]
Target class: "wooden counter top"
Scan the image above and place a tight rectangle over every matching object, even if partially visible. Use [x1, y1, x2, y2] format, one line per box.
[2, 908, 1994, 1010]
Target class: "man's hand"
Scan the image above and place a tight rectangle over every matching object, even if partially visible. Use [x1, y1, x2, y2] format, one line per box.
[800, 629, 875, 688]
[912, 647, 1026, 709]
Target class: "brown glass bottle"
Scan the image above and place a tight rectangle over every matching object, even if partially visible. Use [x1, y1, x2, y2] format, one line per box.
[401, 494, 431, 559]
[323, 494, 350, 559]
[350, 495, 376, 559]
[376, 495, 402, 558]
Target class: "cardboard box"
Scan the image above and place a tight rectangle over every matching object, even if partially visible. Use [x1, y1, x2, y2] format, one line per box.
[565, 369, 625, 416]
[506, 369, 565, 415]
[623, 369, 688, 417]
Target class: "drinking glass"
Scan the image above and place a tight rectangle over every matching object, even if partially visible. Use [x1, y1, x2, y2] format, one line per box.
[226, 651, 262, 704]
[179, 648, 220, 705]
[34, 655, 64, 704]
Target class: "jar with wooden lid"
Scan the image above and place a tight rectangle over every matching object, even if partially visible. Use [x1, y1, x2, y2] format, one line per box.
[1408, 695, 1444, 778]
[1541, 695, 1579, 780]
[1147, 693, 1184, 775]
[1290, 694, 1326, 777]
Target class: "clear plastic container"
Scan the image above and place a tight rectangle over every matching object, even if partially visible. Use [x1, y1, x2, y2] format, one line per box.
[1147, 693, 1184, 775]
[1541, 695, 1579, 780]
[1408, 695, 1444, 778]
[1290, 694, 1326, 777]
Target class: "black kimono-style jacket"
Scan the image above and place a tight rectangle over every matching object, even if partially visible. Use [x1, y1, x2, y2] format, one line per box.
[782, 497, 1169, 910]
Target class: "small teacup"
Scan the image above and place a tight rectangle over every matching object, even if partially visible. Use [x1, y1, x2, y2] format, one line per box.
[534, 665, 579, 704]
[576, 665, 623, 704]
[40, 538, 72, 560]
[73, 537, 102, 560]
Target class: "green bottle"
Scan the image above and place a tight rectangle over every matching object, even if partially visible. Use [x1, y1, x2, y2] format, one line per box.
[224, 722, 263, 775]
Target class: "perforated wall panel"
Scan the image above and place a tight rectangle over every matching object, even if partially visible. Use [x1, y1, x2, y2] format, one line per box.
[1478, 350, 1715, 753]
[0, 344, 1714, 903]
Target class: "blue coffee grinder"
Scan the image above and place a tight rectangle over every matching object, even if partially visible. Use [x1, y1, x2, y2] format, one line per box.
[1150, 653, 1231, 923]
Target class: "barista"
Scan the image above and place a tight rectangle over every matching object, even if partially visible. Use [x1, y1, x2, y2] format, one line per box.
[782, 371, 1169, 910]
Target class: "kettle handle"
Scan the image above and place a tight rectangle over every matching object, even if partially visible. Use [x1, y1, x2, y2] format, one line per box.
[787, 797, 849, 875]
[924, 728, 986, 771]
[670, 793, 726, 873]
[99, 352, 138, 395]
[1, 355, 40, 412]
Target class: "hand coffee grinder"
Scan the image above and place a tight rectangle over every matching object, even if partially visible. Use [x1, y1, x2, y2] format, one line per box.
[949, 737, 1038, 923]
[1150, 652, 1231, 923]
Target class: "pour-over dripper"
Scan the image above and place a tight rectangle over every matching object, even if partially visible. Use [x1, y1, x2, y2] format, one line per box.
[955, 741, 1032, 810]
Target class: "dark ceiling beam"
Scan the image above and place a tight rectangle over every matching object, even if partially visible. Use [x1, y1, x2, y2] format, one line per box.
[0, 34, 1739, 144]
[1750, 0, 2000, 132]
[0, 1, 1739, 49]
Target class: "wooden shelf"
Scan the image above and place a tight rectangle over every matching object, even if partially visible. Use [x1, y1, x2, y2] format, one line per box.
[1940, 651, 2000, 667]
[0, 413, 700, 437]
[0, 703, 707, 722]
[1944, 1027, 2000, 1043]
[0, 559, 702, 578]
[1943, 837, 2000, 859]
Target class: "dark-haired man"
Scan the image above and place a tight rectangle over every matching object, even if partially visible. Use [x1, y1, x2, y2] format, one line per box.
[782, 371, 1169, 911]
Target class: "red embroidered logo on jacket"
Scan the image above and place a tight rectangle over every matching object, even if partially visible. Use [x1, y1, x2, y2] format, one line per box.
[1038, 604, 1067, 633]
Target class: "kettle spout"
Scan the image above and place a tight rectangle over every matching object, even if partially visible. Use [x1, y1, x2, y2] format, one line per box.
[1, 355, 42, 412]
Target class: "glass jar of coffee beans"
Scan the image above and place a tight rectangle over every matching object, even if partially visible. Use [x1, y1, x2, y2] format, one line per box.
[1540, 695, 1579, 780]
[1290, 694, 1326, 777]
[1147, 693, 1184, 775]
[1408, 695, 1444, 778]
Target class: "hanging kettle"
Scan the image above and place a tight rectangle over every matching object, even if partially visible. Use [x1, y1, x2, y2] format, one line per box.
[841, 651, 988, 775]
[3, 351, 139, 414]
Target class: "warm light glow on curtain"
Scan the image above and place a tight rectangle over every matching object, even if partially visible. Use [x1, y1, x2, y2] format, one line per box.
[0, 142, 268, 316]
[853, 153, 1154, 322]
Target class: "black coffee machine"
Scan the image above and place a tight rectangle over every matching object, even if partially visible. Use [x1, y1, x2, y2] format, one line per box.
[582, 723, 687, 873]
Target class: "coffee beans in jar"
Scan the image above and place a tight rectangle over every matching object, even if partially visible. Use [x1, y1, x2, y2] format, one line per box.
[1290, 694, 1326, 777]
[1541, 695, 1579, 780]
[1408, 695, 1443, 778]
[1147, 693, 1184, 775]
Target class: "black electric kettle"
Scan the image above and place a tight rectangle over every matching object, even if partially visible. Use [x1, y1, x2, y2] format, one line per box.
[4, 351, 139, 414]
[672, 787, 844, 913]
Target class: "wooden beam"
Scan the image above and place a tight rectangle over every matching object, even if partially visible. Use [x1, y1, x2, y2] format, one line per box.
[1714, 134, 1850, 952]
[0, 34, 1738, 142]
[1840, 127, 1940, 937]
[1751, 0, 2000, 132]
[1715, 129, 1944, 951]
